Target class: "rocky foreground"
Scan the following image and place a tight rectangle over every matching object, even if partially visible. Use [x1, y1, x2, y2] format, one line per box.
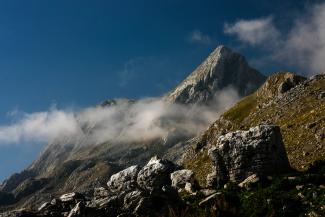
[1, 125, 324, 217]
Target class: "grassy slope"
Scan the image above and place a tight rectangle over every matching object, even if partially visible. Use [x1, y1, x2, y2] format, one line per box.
[184, 73, 325, 187]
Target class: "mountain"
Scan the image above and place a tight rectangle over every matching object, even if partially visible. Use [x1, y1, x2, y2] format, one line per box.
[0, 45, 266, 210]
[165, 45, 265, 104]
[0, 47, 324, 216]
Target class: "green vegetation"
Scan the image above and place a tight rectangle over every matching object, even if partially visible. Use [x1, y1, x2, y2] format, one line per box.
[223, 93, 258, 126]
[178, 163, 325, 217]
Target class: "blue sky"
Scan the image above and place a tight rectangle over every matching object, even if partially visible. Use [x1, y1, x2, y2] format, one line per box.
[0, 0, 324, 181]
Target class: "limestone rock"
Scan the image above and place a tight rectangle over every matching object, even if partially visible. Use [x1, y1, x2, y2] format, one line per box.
[107, 165, 140, 193]
[238, 174, 260, 190]
[137, 156, 176, 192]
[67, 201, 84, 217]
[207, 125, 291, 187]
[60, 192, 84, 203]
[170, 169, 194, 189]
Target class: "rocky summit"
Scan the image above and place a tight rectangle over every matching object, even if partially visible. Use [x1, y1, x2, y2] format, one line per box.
[165, 46, 266, 104]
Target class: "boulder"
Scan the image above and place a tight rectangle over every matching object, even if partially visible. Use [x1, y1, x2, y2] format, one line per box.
[137, 156, 176, 192]
[207, 125, 291, 187]
[170, 169, 194, 189]
[107, 165, 140, 193]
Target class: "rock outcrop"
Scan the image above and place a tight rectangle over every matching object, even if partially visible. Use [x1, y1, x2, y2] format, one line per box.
[137, 156, 176, 192]
[107, 165, 140, 193]
[206, 125, 291, 187]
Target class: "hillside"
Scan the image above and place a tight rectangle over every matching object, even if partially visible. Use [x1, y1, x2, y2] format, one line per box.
[183, 72, 325, 187]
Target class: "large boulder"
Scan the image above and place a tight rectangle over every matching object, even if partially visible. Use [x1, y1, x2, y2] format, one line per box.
[107, 165, 140, 193]
[137, 156, 176, 192]
[207, 125, 291, 187]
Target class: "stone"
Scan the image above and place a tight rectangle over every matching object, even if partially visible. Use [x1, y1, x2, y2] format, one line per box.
[207, 125, 291, 187]
[93, 187, 109, 198]
[60, 192, 84, 202]
[184, 182, 195, 194]
[238, 174, 260, 190]
[38, 202, 50, 211]
[137, 156, 175, 192]
[123, 190, 143, 211]
[107, 165, 140, 193]
[51, 198, 61, 206]
[67, 201, 84, 217]
[277, 74, 306, 94]
[170, 169, 194, 189]
[199, 192, 222, 206]
[92, 196, 117, 208]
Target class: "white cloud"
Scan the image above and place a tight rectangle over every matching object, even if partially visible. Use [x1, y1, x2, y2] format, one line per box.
[0, 109, 81, 144]
[0, 87, 239, 146]
[188, 30, 213, 45]
[224, 16, 280, 46]
[224, 3, 325, 75]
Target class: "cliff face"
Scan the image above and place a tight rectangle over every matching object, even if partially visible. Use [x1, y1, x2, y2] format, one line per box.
[0, 46, 265, 210]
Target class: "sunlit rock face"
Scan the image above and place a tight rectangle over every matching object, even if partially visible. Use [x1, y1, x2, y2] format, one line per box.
[206, 125, 291, 187]
[165, 45, 266, 104]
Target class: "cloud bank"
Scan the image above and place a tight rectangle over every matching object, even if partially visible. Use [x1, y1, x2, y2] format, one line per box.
[0, 87, 239, 146]
[224, 3, 325, 75]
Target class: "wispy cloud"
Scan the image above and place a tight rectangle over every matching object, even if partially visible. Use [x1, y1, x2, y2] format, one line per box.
[0, 87, 239, 146]
[188, 30, 213, 45]
[224, 16, 279, 46]
[224, 3, 325, 75]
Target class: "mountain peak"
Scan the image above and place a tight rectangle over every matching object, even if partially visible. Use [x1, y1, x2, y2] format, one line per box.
[165, 45, 266, 104]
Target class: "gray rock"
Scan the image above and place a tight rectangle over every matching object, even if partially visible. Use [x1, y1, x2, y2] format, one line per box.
[123, 190, 143, 211]
[60, 192, 83, 202]
[38, 202, 50, 211]
[207, 125, 291, 187]
[238, 174, 260, 190]
[170, 169, 194, 189]
[93, 187, 109, 199]
[184, 182, 195, 194]
[199, 192, 222, 206]
[137, 156, 176, 192]
[165, 45, 265, 104]
[107, 165, 140, 193]
[91, 196, 117, 208]
[67, 201, 84, 217]
[278, 74, 306, 94]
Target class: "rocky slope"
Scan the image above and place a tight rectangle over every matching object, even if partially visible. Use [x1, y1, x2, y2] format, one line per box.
[0, 45, 266, 210]
[2, 125, 323, 217]
[182, 72, 325, 187]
